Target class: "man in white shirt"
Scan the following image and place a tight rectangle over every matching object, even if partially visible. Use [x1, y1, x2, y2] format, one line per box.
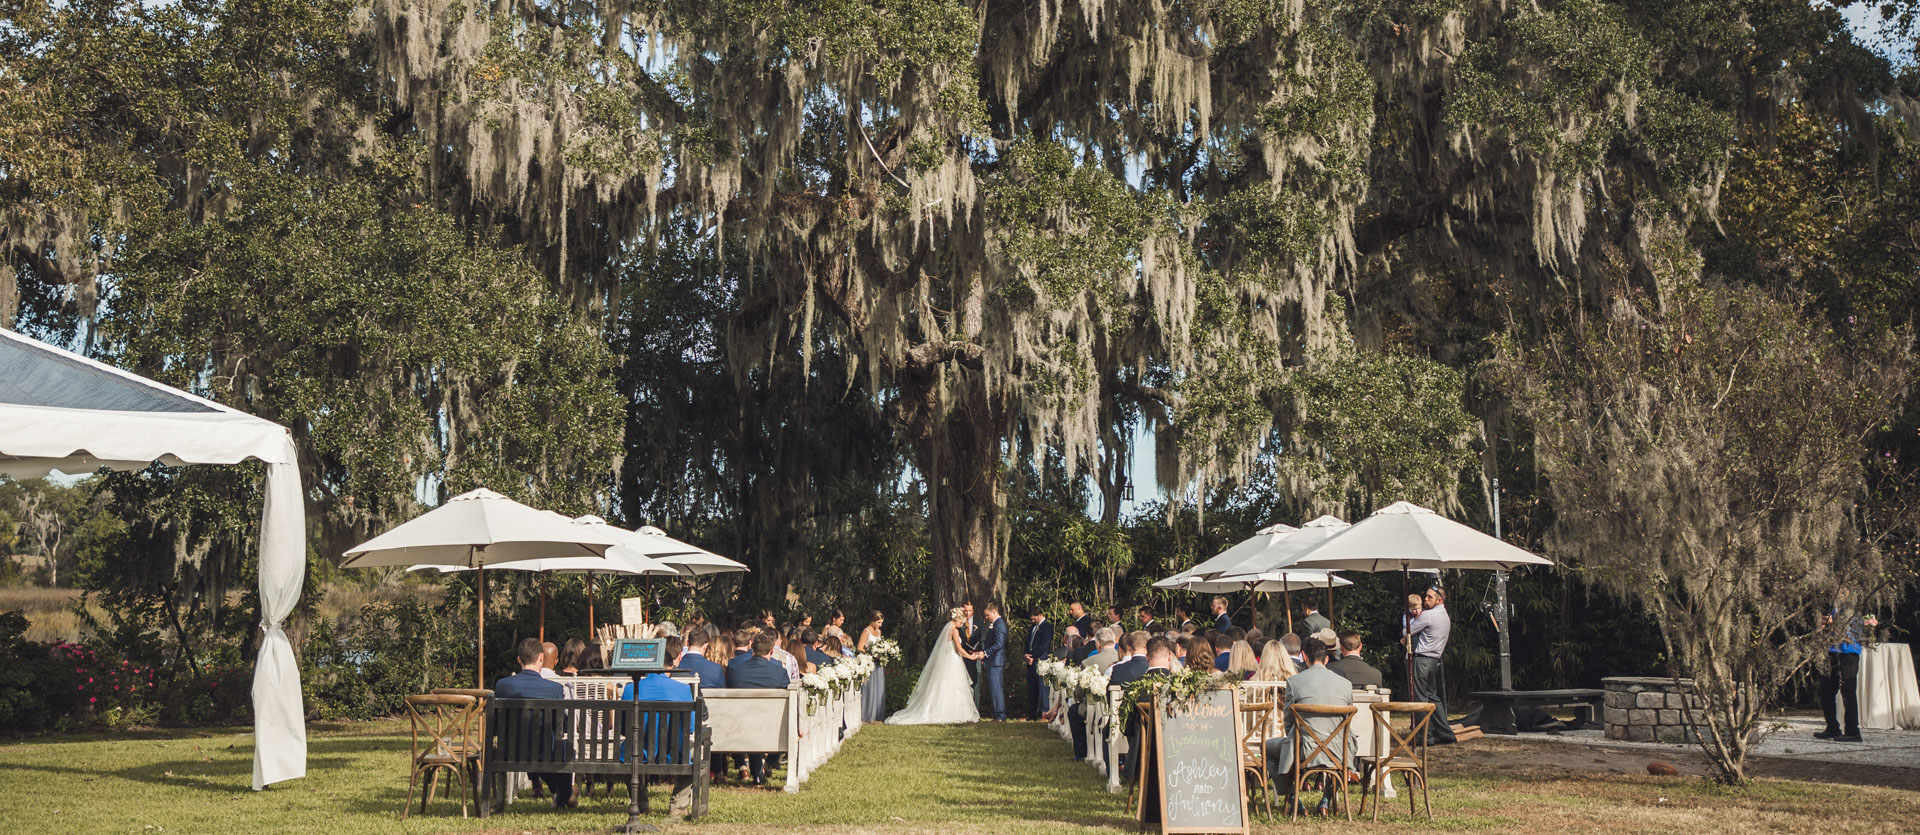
[1405, 587, 1456, 744]
[771, 629, 801, 682]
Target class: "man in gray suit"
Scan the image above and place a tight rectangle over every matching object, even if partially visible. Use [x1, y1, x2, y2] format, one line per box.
[1265, 638, 1354, 807]
[1297, 604, 1331, 641]
[1082, 627, 1121, 672]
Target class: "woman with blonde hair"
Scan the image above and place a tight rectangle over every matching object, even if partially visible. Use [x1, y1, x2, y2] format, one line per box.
[1227, 639, 1259, 679]
[1249, 644, 1299, 682]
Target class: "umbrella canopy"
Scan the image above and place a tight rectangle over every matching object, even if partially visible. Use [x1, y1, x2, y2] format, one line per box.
[1288, 501, 1555, 572]
[1212, 515, 1350, 576]
[342, 489, 623, 568]
[573, 516, 748, 575]
[1167, 568, 1353, 593]
[1156, 522, 1298, 587]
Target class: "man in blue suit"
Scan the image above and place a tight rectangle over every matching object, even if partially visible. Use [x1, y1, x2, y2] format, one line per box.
[724, 632, 791, 785]
[1116, 637, 1174, 785]
[623, 637, 696, 764]
[980, 603, 1009, 721]
[1023, 606, 1054, 721]
[801, 629, 835, 668]
[494, 638, 575, 807]
[1211, 595, 1233, 632]
[674, 630, 726, 691]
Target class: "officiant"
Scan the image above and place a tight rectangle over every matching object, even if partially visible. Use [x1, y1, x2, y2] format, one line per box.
[960, 602, 983, 705]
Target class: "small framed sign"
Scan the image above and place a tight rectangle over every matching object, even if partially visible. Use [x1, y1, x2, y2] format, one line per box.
[621, 596, 646, 625]
[605, 638, 668, 672]
[1140, 687, 1248, 834]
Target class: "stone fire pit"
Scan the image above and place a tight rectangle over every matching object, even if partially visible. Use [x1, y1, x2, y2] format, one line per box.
[1602, 676, 1700, 743]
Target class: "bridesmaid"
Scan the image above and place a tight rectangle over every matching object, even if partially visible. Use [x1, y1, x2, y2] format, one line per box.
[858, 610, 887, 722]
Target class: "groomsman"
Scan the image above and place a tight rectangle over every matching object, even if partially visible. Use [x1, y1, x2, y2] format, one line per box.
[980, 603, 1009, 721]
[1211, 596, 1232, 632]
[1138, 605, 1160, 634]
[1176, 606, 1196, 631]
[1024, 606, 1054, 721]
[1069, 601, 1093, 641]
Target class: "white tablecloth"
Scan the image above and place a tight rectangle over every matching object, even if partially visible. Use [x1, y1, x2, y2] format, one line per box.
[1859, 643, 1920, 730]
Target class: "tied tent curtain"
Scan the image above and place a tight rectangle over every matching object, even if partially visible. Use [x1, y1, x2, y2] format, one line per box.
[0, 329, 307, 790]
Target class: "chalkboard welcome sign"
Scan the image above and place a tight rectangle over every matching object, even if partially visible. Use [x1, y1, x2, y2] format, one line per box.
[1146, 687, 1247, 834]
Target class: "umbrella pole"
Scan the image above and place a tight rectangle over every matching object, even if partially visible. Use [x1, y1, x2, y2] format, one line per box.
[1326, 575, 1334, 630]
[478, 564, 487, 688]
[587, 573, 596, 639]
[539, 574, 548, 644]
[1403, 565, 1413, 701]
[1284, 588, 1293, 634]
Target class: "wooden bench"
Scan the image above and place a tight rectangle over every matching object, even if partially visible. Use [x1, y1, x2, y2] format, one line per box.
[477, 697, 711, 828]
[1470, 688, 1604, 735]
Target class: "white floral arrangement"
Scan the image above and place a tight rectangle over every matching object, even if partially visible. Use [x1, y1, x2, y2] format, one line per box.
[867, 637, 902, 666]
[800, 671, 830, 712]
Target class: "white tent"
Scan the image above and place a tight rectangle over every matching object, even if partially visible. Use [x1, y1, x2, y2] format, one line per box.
[0, 329, 306, 790]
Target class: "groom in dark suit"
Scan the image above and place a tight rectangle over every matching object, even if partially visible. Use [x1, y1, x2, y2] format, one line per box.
[981, 603, 1009, 721]
[1024, 606, 1054, 721]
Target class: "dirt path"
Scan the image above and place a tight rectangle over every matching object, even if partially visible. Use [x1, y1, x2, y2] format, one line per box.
[1436, 734, 1920, 791]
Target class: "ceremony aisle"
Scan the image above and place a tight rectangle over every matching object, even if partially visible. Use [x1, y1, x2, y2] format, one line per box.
[5, 719, 1920, 833]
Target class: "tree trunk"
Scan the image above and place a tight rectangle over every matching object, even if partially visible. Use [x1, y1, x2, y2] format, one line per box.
[910, 374, 1007, 610]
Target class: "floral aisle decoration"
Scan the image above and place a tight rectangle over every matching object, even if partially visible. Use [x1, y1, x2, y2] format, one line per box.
[1120, 668, 1240, 718]
[800, 655, 879, 714]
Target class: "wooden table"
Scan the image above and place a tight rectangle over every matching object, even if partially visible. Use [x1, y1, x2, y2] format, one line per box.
[1471, 688, 1604, 735]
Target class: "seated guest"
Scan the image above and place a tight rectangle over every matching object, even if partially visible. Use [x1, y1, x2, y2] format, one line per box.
[1171, 636, 1188, 672]
[623, 637, 696, 763]
[714, 629, 735, 667]
[1264, 638, 1355, 810]
[1071, 631, 1147, 759]
[730, 628, 757, 664]
[1083, 628, 1121, 672]
[1249, 636, 1269, 663]
[821, 634, 850, 660]
[724, 632, 792, 786]
[657, 621, 680, 638]
[1227, 626, 1248, 644]
[675, 630, 726, 690]
[1250, 645, 1298, 683]
[1326, 630, 1385, 689]
[572, 645, 603, 673]
[1062, 627, 1086, 665]
[1211, 633, 1234, 671]
[802, 629, 834, 668]
[1118, 637, 1176, 784]
[773, 628, 803, 679]
[539, 641, 563, 679]
[1279, 633, 1304, 666]
[558, 638, 587, 675]
[1186, 636, 1215, 673]
[1228, 639, 1259, 679]
[494, 638, 576, 807]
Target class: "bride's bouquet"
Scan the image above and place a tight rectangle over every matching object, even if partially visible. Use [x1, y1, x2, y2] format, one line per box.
[867, 637, 902, 666]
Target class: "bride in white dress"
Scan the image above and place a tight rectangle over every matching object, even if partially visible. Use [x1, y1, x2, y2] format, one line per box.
[886, 607, 982, 725]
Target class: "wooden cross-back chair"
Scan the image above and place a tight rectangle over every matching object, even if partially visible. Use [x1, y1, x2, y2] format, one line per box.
[1358, 701, 1435, 822]
[429, 688, 493, 779]
[1288, 703, 1357, 822]
[404, 694, 481, 818]
[1238, 698, 1277, 820]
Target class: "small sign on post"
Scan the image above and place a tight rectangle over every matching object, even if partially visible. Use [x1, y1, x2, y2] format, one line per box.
[1138, 687, 1248, 834]
[621, 596, 647, 626]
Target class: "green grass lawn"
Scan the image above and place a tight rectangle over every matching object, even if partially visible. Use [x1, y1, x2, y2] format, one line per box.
[1, 718, 1916, 834]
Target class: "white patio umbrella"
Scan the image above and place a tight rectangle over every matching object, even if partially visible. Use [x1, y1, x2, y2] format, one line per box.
[342, 489, 626, 684]
[1286, 501, 1554, 572]
[1210, 515, 1352, 628]
[1180, 522, 1299, 581]
[1288, 501, 1554, 694]
[570, 517, 746, 636]
[1165, 569, 1352, 594]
